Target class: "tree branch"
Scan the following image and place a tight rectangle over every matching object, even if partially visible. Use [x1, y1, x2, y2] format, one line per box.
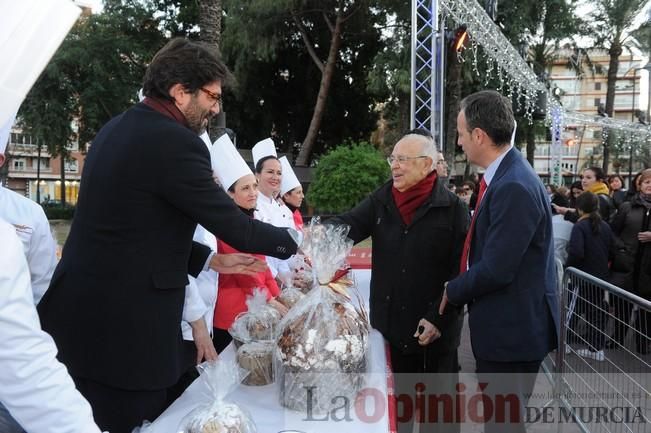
[292, 12, 324, 73]
[322, 11, 334, 33]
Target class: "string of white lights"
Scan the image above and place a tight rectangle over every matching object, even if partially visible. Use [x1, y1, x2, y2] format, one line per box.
[439, 0, 651, 140]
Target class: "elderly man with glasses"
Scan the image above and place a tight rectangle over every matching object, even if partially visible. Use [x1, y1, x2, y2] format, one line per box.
[331, 129, 469, 432]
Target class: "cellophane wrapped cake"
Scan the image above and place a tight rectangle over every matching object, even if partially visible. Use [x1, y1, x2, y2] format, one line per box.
[275, 286, 305, 310]
[229, 288, 282, 347]
[237, 341, 274, 386]
[275, 219, 369, 413]
[288, 254, 314, 294]
[179, 360, 256, 433]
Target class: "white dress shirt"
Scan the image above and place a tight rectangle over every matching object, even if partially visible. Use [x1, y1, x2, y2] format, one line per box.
[0, 219, 102, 433]
[482, 144, 513, 187]
[0, 184, 57, 304]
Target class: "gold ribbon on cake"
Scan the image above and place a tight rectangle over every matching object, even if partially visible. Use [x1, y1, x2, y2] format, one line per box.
[319, 266, 352, 299]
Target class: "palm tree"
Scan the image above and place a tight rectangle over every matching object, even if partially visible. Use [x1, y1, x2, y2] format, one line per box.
[589, 0, 648, 171]
[198, 0, 222, 48]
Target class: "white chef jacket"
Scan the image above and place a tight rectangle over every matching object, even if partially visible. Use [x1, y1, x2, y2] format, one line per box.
[0, 184, 57, 304]
[181, 224, 218, 340]
[254, 192, 296, 283]
[0, 219, 102, 433]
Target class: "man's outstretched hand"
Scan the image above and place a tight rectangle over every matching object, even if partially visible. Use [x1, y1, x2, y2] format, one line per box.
[209, 253, 268, 276]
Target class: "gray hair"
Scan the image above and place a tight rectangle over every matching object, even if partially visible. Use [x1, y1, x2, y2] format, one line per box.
[402, 133, 439, 172]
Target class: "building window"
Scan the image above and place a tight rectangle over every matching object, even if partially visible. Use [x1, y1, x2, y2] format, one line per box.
[9, 133, 33, 145]
[12, 159, 26, 171]
[594, 98, 601, 107]
[32, 158, 50, 169]
[595, 82, 601, 91]
[64, 159, 78, 173]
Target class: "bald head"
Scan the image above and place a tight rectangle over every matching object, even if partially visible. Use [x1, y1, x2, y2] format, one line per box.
[399, 133, 437, 172]
[389, 133, 439, 192]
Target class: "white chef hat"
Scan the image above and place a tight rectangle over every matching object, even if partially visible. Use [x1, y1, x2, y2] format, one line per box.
[279, 156, 301, 196]
[0, 110, 17, 155]
[211, 133, 253, 191]
[251, 137, 277, 169]
[0, 0, 80, 124]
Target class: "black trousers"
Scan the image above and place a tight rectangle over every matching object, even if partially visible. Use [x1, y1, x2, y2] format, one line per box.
[73, 376, 168, 433]
[475, 358, 542, 433]
[390, 347, 460, 433]
[212, 327, 233, 353]
[609, 294, 633, 346]
[577, 286, 608, 351]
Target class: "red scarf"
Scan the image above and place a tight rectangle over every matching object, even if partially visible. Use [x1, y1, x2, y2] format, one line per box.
[391, 171, 437, 225]
[142, 96, 189, 128]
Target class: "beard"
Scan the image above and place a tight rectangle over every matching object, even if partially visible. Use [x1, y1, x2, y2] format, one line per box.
[183, 98, 212, 134]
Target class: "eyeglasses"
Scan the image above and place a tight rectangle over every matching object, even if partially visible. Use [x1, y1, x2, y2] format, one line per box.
[387, 155, 428, 165]
[199, 87, 222, 105]
[462, 187, 471, 192]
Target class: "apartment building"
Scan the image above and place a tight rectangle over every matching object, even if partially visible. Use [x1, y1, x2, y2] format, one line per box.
[3, 125, 84, 205]
[540, 48, 649, 183]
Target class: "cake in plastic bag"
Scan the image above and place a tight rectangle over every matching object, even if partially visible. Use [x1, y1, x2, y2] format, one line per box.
[275, 219, 369, 413]
[229, 288, 282, 346]
[237, 341, 274, 386]
[179, 360, 256, 433]
[275, 286, 305, 310]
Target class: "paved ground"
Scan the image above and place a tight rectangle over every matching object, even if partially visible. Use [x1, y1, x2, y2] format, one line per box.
[456, 309, 650, 433]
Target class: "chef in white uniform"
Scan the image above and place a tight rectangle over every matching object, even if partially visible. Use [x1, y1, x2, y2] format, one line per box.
[0, 2, 104, 430]
[251, 138, 295, 285]
[0, 114, 58, 306]
[180, 131, 219, 360]
[0, 219, 102, 433]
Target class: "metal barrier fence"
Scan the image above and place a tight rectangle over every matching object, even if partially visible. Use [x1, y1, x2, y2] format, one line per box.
[554, 267, 651, 433]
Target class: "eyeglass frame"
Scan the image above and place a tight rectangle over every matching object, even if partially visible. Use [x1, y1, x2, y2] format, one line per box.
[386, 155, 429, 165]
[199, 87, 222, 106]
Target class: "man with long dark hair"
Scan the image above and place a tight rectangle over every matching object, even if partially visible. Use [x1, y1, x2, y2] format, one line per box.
[38, 39, 298, 433]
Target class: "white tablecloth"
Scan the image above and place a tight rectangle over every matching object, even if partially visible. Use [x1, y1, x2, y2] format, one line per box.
[150, 270, 393, 433]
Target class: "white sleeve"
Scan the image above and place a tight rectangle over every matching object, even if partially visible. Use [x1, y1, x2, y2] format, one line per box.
[182, 276, 205, 324]
[265, 255, 281, 278]
[28, 207, 58, 305]
[0, 222, 102, 433]
[182, 226, 216, 337]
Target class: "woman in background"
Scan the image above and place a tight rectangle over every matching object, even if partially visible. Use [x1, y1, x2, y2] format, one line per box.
[279, 156, 305, 231]
[608, 174, 626, 209]
[609, 168, 651, 354]
[566, 192, 613, 361]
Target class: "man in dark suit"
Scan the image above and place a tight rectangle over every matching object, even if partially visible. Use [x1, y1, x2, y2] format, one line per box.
[37, 38, 298, 433]
[440, 90, 559, 433]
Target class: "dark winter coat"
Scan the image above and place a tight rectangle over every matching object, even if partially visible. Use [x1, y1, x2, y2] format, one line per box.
[332, 178, 469, 355]
[566, 218, 613, 280]
[38, 103, 296, 390]
[610, 194, 651, 298]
